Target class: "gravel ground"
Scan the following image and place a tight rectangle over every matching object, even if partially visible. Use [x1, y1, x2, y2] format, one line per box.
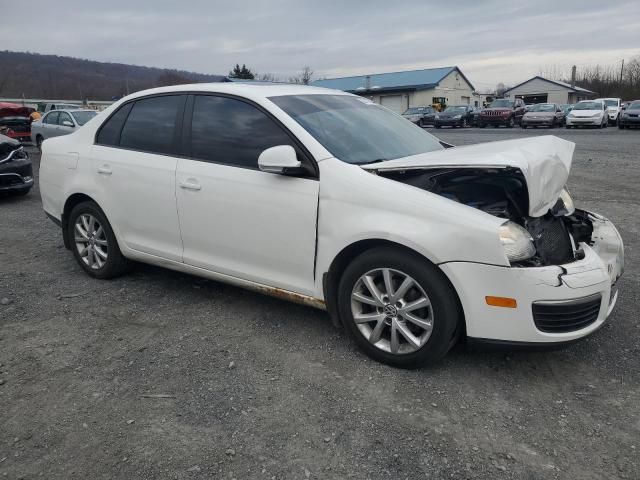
[1, 127, 638, 479]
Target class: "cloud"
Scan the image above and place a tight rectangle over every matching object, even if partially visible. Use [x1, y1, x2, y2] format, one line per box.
[2, 0, 638, 89]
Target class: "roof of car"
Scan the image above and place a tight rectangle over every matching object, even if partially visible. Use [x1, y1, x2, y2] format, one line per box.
[43, 109, 98, 115]
[121, 82, 347, 102]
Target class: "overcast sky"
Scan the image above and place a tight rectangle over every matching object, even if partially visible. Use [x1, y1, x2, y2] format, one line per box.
[3, 0, 639, 91]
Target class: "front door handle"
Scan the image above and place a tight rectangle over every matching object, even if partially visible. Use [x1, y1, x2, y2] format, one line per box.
[97, 165, 112, 175]
[179, 180, 201, 191]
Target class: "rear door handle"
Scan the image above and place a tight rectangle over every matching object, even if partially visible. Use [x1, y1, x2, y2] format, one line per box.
[179, 180, 201, 191]
[97, 165, 112, 175]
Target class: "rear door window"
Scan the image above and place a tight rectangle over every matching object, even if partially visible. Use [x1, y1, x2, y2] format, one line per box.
[119, 95, 183, 155]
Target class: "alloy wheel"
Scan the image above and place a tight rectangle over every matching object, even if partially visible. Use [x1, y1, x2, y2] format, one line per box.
[350, 268, 434, 355]
[74, 214, 108, 270]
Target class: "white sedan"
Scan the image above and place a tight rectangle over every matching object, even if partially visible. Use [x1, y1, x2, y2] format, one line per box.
[565, 100, 609, 128]
[39, 84, 624, 367]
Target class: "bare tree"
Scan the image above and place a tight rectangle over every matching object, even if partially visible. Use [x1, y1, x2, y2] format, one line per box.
[288, 66, 314, 85]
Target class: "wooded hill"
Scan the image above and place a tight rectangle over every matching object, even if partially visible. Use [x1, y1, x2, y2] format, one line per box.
[0, 51, 226, 100]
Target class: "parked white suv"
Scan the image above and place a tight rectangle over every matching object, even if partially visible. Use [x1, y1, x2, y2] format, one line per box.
[596, 97, 622, 124]
[39, 84, 624, 367]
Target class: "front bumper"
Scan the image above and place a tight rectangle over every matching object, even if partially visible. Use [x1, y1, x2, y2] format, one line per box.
[522, 118, 555, 126]
[0, 157, 34, 193]
[619, 115, 640, 125]
[480, 115, 511, 125]
[435, 118, 462, 126]
[566, 117, 602, 126]
[440, 212, 623, 344]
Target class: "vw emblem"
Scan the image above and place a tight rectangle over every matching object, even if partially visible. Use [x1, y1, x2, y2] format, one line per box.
[383, 304, 398, 316]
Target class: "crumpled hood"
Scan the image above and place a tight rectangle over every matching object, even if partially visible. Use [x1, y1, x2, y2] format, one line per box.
[361, 135, 575, 217]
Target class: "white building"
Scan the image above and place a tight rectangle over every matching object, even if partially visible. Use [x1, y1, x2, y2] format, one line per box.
[503, 76, 596, 105]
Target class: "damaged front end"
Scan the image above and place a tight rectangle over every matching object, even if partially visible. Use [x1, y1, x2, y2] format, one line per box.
[364, 136, 622, 278]
[378, 166, 594, 267]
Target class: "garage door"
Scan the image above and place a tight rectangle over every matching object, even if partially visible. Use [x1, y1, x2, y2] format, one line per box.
[380, 95, 404, 114]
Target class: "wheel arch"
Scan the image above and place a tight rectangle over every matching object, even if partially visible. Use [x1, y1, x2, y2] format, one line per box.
[322, 239, 466, 333]
[61, 193, 99, 249]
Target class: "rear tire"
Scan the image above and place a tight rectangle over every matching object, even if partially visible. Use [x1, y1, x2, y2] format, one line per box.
[67, 201, 132, 279]
[338, 247, 461, 368]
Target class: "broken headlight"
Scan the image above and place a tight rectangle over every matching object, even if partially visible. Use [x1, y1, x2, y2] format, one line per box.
[551, 188, 575, 216]
[499, 221, 536, 263]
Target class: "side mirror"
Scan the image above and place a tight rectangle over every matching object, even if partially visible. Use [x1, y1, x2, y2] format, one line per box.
[258, 145, 303, 175]
[61, 120, 74, 128]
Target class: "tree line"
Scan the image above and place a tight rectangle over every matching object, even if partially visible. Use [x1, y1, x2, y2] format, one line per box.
[0, 51, 225, 100]
[539, 56, 640, 99]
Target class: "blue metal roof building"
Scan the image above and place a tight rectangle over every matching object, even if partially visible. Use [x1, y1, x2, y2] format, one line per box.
[312, 66, 474, 93]
[311, 66, 477, 113]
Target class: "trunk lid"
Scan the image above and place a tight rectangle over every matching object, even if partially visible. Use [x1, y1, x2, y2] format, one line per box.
[361, 135, 575, 217]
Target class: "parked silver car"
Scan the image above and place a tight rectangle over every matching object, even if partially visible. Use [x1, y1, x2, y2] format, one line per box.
[521, 103, 565, 128]
[31, 109, 97, 150]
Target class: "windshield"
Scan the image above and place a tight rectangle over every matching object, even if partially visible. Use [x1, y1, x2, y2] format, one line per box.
[444, 106, 466, 114]
[270, 94, 443, 165]
[629, 101, 640, 109]
[604, 100, 618, 107]
[529, 104, 555, 112]
[71, 111, 97, 126]
[490, 99, 514, 108]
[574, 101, 602, 110]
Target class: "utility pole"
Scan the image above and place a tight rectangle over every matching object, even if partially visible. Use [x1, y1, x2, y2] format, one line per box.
[619, 59, 625, 85]
[570, 65, 576, 89]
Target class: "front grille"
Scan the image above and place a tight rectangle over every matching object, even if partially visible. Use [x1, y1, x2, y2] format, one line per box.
[532, 294, 602, 333]
[484, 111, 503, 116]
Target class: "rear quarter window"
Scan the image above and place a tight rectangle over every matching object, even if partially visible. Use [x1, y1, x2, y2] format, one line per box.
[96, 103, 133, 146]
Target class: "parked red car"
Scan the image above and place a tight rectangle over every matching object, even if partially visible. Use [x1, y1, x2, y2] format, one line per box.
[478, 98, 526, 128]
[0, 102, 35, 142]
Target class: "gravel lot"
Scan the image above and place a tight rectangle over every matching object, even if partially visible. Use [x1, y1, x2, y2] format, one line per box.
[1, 127, 638, 479]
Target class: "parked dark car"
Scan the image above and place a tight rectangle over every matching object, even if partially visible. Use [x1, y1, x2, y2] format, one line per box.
[401, 106, 436, 127]
[0, 102, 34, 143]
[434, 105, 474, 128]
[0, 133, 33, 196]
[618, 100, 640, 129]
[478, 98, 526, 128]
[559, 104, 574, 115]
[521, 103, 565, 128]
[469, 106, 483, 126]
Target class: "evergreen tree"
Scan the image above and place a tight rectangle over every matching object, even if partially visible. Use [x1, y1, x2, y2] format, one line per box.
[229, 63, 255, 80]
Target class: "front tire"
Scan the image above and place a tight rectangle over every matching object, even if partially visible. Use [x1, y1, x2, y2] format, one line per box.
[338, 247, 461, 368]
[67, 201, 132, 279]
[506, 117, 515, 128]
[36, 135, 44, 152]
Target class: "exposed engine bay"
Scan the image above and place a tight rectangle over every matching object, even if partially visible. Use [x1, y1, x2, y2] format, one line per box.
[377, 167, 594, 267]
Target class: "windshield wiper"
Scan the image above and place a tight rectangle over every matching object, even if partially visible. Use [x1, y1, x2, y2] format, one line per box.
[357, 158, 389, 166]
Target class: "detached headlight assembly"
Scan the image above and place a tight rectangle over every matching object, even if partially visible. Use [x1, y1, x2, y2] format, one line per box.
[499, 221, 536, 263]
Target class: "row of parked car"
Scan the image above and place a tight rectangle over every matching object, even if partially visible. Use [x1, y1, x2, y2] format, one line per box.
[402, 97, 639, 130]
